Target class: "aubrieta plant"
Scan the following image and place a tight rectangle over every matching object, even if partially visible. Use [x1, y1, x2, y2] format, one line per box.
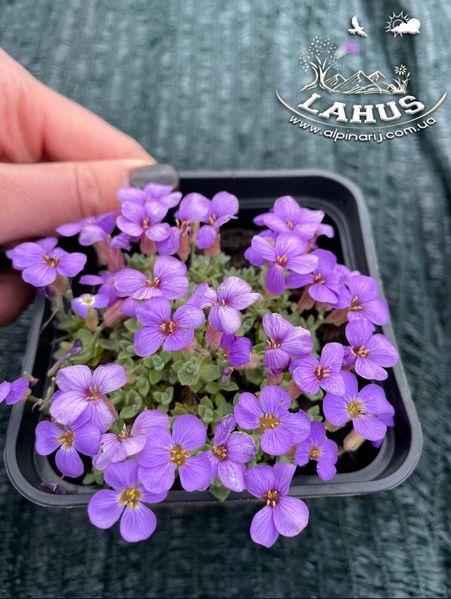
[3, 185, 398, 547]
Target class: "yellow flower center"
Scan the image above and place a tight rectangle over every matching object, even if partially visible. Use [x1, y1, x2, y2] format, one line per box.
[141, 217, 150, 230]
[266, 338, 281, 350]
[86, 386, 102, 402]
[42, 255, 59, 268]
[208, 215, 217, 225]
[347, 398, 365, 419]
[275, 254, 288, 268]
[287, 220, 294, 229]
[353, 345, 369, 358]
[160, 320, 177, 336]
[147, 276, 161, 288]
[264, 489, 280, 507]
[313, 273, 325, 285]
[212, 444, 228, 461]
[118, 487, 142, 509]
[309, 445, 322, 460]
[350, 295, 363, 311]
[259, 413, 281, 430]
[82, 295, 94, 305]
[170, 444, 188, 466]
[58, 430, 74, 450]
[314, 366, 330, 380]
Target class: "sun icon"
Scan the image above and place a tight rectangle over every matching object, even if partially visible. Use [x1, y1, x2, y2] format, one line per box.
[386, 10, 410, 36]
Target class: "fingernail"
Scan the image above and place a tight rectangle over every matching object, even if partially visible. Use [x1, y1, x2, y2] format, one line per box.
[129, 163, 180, 190]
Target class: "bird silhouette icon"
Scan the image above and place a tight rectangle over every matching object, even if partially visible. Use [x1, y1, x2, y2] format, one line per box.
[348, 16, 368, 37]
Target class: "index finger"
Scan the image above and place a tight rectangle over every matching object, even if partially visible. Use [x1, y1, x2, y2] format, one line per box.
[0, 49, 153, 164]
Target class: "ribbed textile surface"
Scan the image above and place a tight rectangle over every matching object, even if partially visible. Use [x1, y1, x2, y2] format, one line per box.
[0, 1, 450, 597]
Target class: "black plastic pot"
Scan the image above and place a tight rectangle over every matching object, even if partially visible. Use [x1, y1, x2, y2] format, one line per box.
[4, 170, 422, 508]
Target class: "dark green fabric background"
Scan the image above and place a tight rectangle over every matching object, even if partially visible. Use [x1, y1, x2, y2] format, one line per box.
[0, 1, 450, 597]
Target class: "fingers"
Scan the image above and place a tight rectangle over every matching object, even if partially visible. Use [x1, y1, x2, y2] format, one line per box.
[0, 269, 34, 326]
[0, 159, 145, 245]
[0, 49, 153, 163]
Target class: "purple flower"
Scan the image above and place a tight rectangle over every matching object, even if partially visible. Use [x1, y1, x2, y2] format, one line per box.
[219, 334, 252, 367]
[234, 386, 310, 456]
[197, 277, 261, 334]
[0, 376, 29, 405]
[245, 463, 309, 548]
[158, 193, 210, 256]
[35, 413, 100, 478]
[292, 342, 345, 396]
[134, 297, 204, 356]
[287, 249, 341, 305]
[116, 201, 170, 242]
[323, 371, 393, 441]
[50, 364, 127, 431]
[88, 460, 167, 543]
[255, 196, 325, 242]
[137, 414, 212, 493]
[118, 183, 182, 209]
[93, 410, 169, 470]
[294, 421, 338, 481]
[207, 415, 255, 491]
[263, 313, 312, 372]
[57, 212, 117, 246]
[251, 233, 318, 295]
[344, 319, 398, 381]
[114, 256, 188, 301]
[80, 271, 118, 306]
[7, 237, 86, 287]
[197, 192, 239, 249]
[71, 293, 109, 318]
[336, 274, 389, 325]
[244, 230, 278, 266]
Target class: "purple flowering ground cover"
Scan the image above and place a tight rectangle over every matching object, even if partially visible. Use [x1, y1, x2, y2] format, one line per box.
[5, 183, 399, 546]
[0, 0, 450, 597]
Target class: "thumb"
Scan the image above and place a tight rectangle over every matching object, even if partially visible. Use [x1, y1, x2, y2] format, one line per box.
[0, 159, 150, 245]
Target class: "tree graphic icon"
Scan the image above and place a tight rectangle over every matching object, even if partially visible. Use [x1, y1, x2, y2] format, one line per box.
[299, 37, 339, 93]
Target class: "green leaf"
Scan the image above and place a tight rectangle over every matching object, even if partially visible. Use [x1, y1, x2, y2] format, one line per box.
[209, 479, 230, 501]
[199, 361, 221, 382]
[307, 405, 323, 421]
[82, 472, 96, 485]
[153, 387, 174, 406]
[177, 360, 200, 386]
[198, 404, 214, 424]
[149, 369, 163, 384]
[124, 318, 140, 333]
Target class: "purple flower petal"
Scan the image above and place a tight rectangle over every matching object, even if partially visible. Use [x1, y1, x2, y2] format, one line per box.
[50, 391, 87, 425]
[132, 410, 169, 434]
[55, 446, 84, 478]
[259, 386, 291, 415]
[320, 372, 345, 396]
[353, 415, 387, 441]
[162, 328, 194, 351]
[197, 225, 217, 249]
[5, 376, 29, 405]
[283, 411, 311, 443]
[250, 505, 279, 548]
[320, 342, 344, 371]
[354, 357, 388, 381]
[88, 489, 123, 529]
[234, 392, 263, 429]
[56, 365, 91, 393]
[179, 453, 212, 491]
[136, 297, 172, 326]
[137, 428, 174, 467]
[265, 265, 285, 295]
[35, 421, 62, 455]
[226, 432, 256, 463]
[174, 304, 205, 328]
[209, 305, 241, 334]
[272, 496, 309, 537]
[172, 414, 207, 451]
[251, 235, 277, 262]
[104, 460, 139, 491]
[57, 252, 87, 278]
[366, 334, 399, 367]
[272, 462, 296, 495]
[323, 393, 350, 426]
[92, 364, 127, 394]
[120, 504, 157, 543]
[309, 284, 338, 304]
[213, 415, 236, 445]
[134, 327, 164, 357]
[114, 268, 147, 297]
[359, 384, 392, 415]
[217, 460, 246, 492]
[317, 459, 337, 481]
[139, 462, 176, 494]
[288, 254, 319, 275]
[261, 427, 293, 456]
[83, 400, 116, 433]
[146, 223, 171, 242]
[245, 465, 274, 498]
[345, 319, 374, 347]
[22, 262, 57, 287]
[73, 421, 101, 456]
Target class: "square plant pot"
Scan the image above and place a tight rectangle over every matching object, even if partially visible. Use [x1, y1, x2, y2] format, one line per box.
[4, 170, 422, 507]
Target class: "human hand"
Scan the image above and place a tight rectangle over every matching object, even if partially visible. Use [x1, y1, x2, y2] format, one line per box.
[0, 49, 154, 325]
